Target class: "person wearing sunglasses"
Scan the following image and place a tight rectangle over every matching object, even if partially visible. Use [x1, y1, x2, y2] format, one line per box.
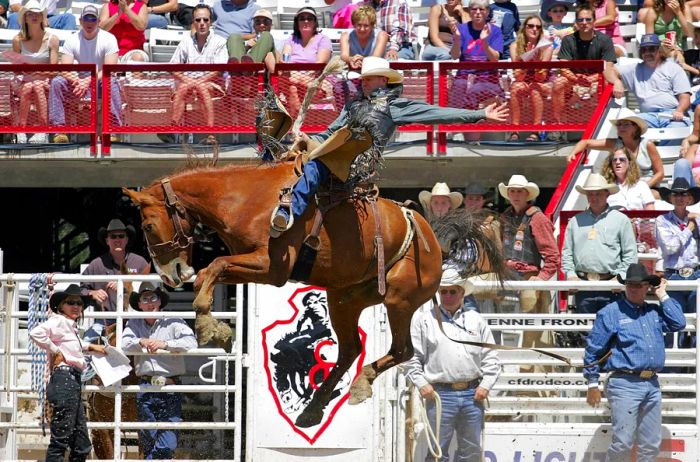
[122, 282, 197, 460]
[30, 284, 107, 462]
[404, 267, 500, 462]
[227, 8, 277, 71]
[602, 148, 656, 210]
[81, 218, 150, 343]
[656, 177, 700, 349]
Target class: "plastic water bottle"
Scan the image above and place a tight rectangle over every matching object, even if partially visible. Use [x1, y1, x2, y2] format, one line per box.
[539, 121, 547, 141]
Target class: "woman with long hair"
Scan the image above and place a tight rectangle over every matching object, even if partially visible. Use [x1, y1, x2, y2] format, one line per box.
[588, 0, 625, 57]
[508, 15, 552, 141]
[644, 0, 693, 52]
[11, 0, 58, 144]
[423, 0, 470, 61]
[601, 148, 656, 210]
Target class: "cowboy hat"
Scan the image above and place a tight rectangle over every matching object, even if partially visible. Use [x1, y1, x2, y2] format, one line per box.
[609, 107, 648, 135]
[464, 182, 488, 197]
[658, 177, 700, 203]
[498, 175, 540, 201]
[19, 0, 47, 27]
[98, 218, 136, 246]
[49, 284, 94, 313]
[575, 172, 620, 195]
[419, 182, 464, 212]
[359, 57, 403, 84]
[439, 267, 474, 296]
[128, 282, 170, 311]
[616, 263, 661, 286]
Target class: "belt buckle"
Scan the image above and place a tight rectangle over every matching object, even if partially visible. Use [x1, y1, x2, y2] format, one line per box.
[679, 267, 694, 278]
[452, 382, 469, 391]
[151, 376, 166, 387]
[639, 370, 654, 379]
[586, 272, 600, 281]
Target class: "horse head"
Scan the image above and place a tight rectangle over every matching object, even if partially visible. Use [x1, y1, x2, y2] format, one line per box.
[122, 186, 196, 288]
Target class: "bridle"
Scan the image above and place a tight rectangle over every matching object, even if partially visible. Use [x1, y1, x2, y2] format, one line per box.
[145, 178, 196, 260]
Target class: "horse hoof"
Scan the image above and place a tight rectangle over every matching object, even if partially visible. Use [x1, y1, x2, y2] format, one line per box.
[348, 379, 373, 405]
[295, 409, 322, 428]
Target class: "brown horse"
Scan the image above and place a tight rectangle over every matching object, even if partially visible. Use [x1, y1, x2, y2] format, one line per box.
[123, 158, 446, 427]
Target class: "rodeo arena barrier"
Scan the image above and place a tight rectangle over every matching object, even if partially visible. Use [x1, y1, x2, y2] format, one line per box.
[0, 60, 609, 155]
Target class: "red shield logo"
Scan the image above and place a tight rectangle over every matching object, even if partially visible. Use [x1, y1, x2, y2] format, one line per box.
[261, 286, 367, 444]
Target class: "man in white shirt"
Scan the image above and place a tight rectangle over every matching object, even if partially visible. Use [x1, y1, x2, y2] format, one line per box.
[7, 0, 76, 30]
[404, 267, 500, 462]
[48, 5, 121, 143]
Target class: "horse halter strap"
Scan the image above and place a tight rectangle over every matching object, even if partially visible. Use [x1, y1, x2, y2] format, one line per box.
[146, 178, 195, 259]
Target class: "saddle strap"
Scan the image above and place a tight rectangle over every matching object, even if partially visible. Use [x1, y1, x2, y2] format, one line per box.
[406, 209, 430, 253]
[305, 209, 324, 251]
[370, 199, 386, 296]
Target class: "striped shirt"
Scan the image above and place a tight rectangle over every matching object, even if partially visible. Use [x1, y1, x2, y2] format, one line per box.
[656, 211, 700, 270]
[373, 0, 417, 51]
[583, 296, 685, 385]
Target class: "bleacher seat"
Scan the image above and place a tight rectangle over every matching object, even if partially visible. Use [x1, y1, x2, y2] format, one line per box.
[147, 28, 188, 63]
[320, 28, 350, 55]
[0, 29, 15, 63]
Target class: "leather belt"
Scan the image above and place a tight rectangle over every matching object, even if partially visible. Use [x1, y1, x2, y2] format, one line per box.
[53, 365, 83, 380]
[613, 370, 657, 379]
[141, 375, 179, 386]
[665, 267, 698, 278]
[576, 271, 614, 281]
[432, 379, 480, 390]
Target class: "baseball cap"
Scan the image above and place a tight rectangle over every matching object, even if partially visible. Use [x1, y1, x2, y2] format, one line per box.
[640, 34, 661, 47]
[254, 9, 273, 21]
[81, 4, 98, 18]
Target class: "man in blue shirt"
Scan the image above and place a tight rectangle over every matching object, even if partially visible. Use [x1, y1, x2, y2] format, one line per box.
[584, 264, 685, 462]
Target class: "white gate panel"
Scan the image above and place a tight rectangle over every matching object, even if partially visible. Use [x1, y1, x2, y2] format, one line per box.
[246, 283, 395, 461]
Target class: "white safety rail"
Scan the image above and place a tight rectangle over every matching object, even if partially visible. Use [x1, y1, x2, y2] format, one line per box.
[0, 273, 243, 462]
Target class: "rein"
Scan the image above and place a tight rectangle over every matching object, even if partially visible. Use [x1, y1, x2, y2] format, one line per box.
[145, 178, 196, 260]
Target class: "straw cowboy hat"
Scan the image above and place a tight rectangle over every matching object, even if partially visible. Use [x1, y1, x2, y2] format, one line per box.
[49, 284, 94, 313]
[359, 57, 403, 84]
[418, 183, 464, 212]
[98, 218, 136, 246]
[609, 107, 648, 135]
[575, 173, 620, 195]
[658, 177, 700, 203]
[616, 263, 661, 286]
[439, 267, 475, 296]
[19, 0, 47, 27]
[128, 282, 170, 311]
[498, 175, 540, 202]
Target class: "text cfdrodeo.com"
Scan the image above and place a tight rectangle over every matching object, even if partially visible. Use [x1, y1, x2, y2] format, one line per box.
[507, 378, 586, 386]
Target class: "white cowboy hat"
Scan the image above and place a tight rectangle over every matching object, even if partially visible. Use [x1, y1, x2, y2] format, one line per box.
[574, 173, 620, 195]
[498, 175, 540, 201]
[609, 107, 648, 135]
[19, 0, 47, 27]
[359, 57, 403, 84]
[418, 182, 464, 212]
[439, 267, 474, 296]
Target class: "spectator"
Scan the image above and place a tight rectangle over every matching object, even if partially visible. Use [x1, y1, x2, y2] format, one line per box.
[568, 108, 664, 190]
[7, 0, 76, 30]
[0, 0, 8, 27]
[541, 0, 574, 57]
[81, 218, 150, 342]
[368, 0, 417, 60]
[29, 285, 106, 462]
[601, 148, 656, 210]
[403, 267, 500, 462]
[508, 15, 553, 142]
[656, 177, 700, 347]
[679, 22, 700, 85]
[608, 34, 691, 130]
[227, 9, 276, 71]
[169, 4, 228, 128]
[175, 0, 214, 29]
[12, 0, 59, 144]
[551, 4, 617, 141]
[340, 6, 388, 70]
[99, 0, 148, 62]
[498, 174, 559, 372]
[448, 0, 504, 111]
[418, 182, 464, 221]
[423, 0, 469, 61]
[122, 282, 197, 460]
[212, 0, 259, 44]
[681, 104, 700, 156]
[643, 0, 693, 51]
[463, 181, 491, 212]
[490, 0, 520, 60]
[48, 5, 121, 144]
[144, 0, 177, 29]
[561, 173, 637, 314]
[280, 7, 332, 116]
[674, 137, 700, 186]
[591, 0, 625, 57]
[584, 264, 685, 462]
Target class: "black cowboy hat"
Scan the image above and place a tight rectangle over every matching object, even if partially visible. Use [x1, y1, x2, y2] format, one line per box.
[658, 178, 700, 204]
[616, 263, 661, 286]
[464, 182, 488, 197]
[128, 282, 170, 311]
[49, 284, 94, 313]
[98, 218, 136, 246]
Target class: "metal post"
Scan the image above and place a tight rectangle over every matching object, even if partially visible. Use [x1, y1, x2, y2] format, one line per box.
[113, 278, 124, 461]
[235, 284, 243, 461]
[696, 279, 699, 457]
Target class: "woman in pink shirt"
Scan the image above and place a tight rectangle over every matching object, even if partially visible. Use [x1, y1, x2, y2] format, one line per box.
[99, 0, 148, 61]
[592, 0, 625, 57]
[30, 285, 105, 462]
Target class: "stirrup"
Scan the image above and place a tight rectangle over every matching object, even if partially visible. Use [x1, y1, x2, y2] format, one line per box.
[270, 205, 294, 238]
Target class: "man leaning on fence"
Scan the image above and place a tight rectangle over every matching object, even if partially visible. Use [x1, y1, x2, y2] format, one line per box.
[656, 177, 700, 348]
[562, 173, 638, 314]
[404, 267, 500, 462]
[584, 264, 685, 462]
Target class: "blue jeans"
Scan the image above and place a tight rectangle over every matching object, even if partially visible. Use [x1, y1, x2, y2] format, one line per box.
[147, 13, 169, 29]
[605, 375, 662, 462]
[425, 386, 483, 462]
[666, 270, 698, 348]
[46, 368, 91, 462]
[396, 42, 415, 60]
[49, 76, 123, 127]
[8, 12, 76, 30]
[574, 291, 618, 314]
[290, 159, 331, 218]
[674, 158, 696, 187]
[137, 385, 182, 459]
[463, 294, 480, 312]
[422, 44, 451, 61]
